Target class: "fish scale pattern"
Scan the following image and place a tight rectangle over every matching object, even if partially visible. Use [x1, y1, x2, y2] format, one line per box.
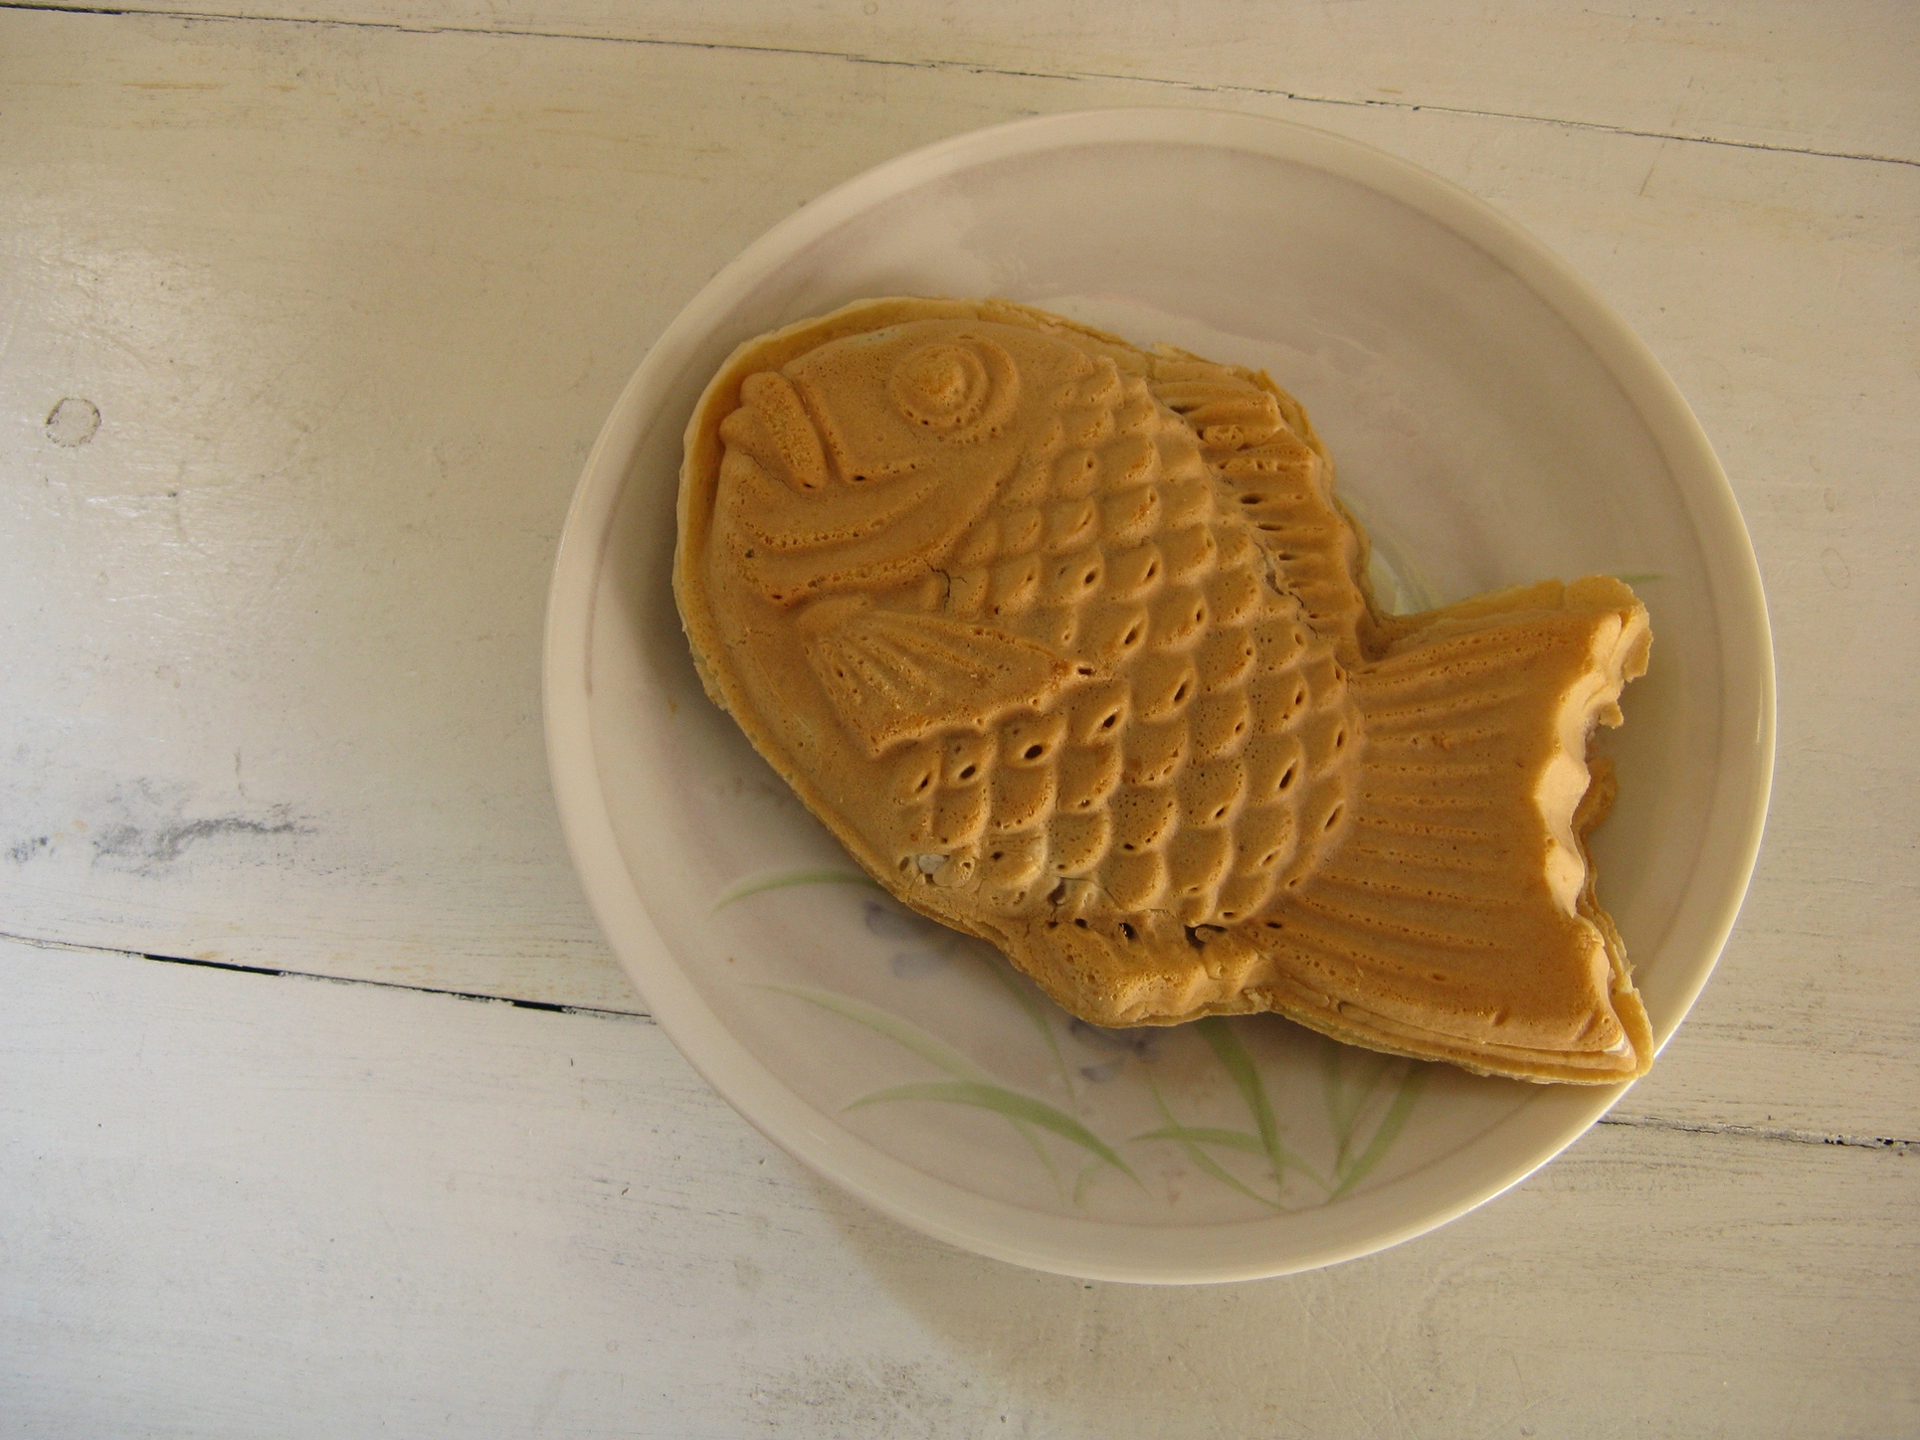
[888, 349, 1360, 929]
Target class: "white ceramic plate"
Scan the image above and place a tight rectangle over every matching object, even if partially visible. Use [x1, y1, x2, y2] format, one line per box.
[543, 108, 1773, 1283]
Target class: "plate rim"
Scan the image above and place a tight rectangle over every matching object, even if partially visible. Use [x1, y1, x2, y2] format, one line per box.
[542, 105, 1776, 1283]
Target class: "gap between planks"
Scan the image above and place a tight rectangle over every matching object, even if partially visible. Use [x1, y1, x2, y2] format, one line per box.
[0, 927, 649, 1023]
[9, 926, 1915, 1156]
[5, 0, 1916, 170]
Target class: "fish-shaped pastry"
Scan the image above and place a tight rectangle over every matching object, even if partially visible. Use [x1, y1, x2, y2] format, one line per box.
[676, 298, 1653, 1083]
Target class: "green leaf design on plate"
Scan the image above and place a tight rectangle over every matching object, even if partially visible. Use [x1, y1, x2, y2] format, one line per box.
[1132, 1123, 1330, 1194]
[1321, 1042, 1397, 1174]
[710, 867, 881, 913]
[1330, 1063, 1428, 1199]
[756, 955, 1430, 1211]
[1141, 1075, 1279, 1210]
[763, 983, 1129, 1200]
[761, 984, 991, 1080]
[1133, 1123, 1265, 1154]
[1198, 1018, 1285, 1190]
[1132, 1025, 1427, 1209]
[988, 958, 1076, 1100]
[848, 1081, 1140, 1186]
[1072, 1157, 1108, 1209]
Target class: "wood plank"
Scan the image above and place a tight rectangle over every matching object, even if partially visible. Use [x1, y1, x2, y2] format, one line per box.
[23, 0, 1919, 162]
[1, 10, 1916, 1139]
[2, 939, 1913, 1439]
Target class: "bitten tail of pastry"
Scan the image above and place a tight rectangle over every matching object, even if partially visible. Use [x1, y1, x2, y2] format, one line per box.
[1001, 577, 1655, 1085]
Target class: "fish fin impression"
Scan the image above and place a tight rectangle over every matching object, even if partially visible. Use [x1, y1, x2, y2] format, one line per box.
[800, 603, 1089, 755]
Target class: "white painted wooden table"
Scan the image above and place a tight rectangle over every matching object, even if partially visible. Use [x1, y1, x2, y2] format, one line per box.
[3, 5, 1915, 1434]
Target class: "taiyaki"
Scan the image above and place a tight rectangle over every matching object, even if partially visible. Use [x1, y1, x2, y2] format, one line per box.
[675, 298, 1654, 1084]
